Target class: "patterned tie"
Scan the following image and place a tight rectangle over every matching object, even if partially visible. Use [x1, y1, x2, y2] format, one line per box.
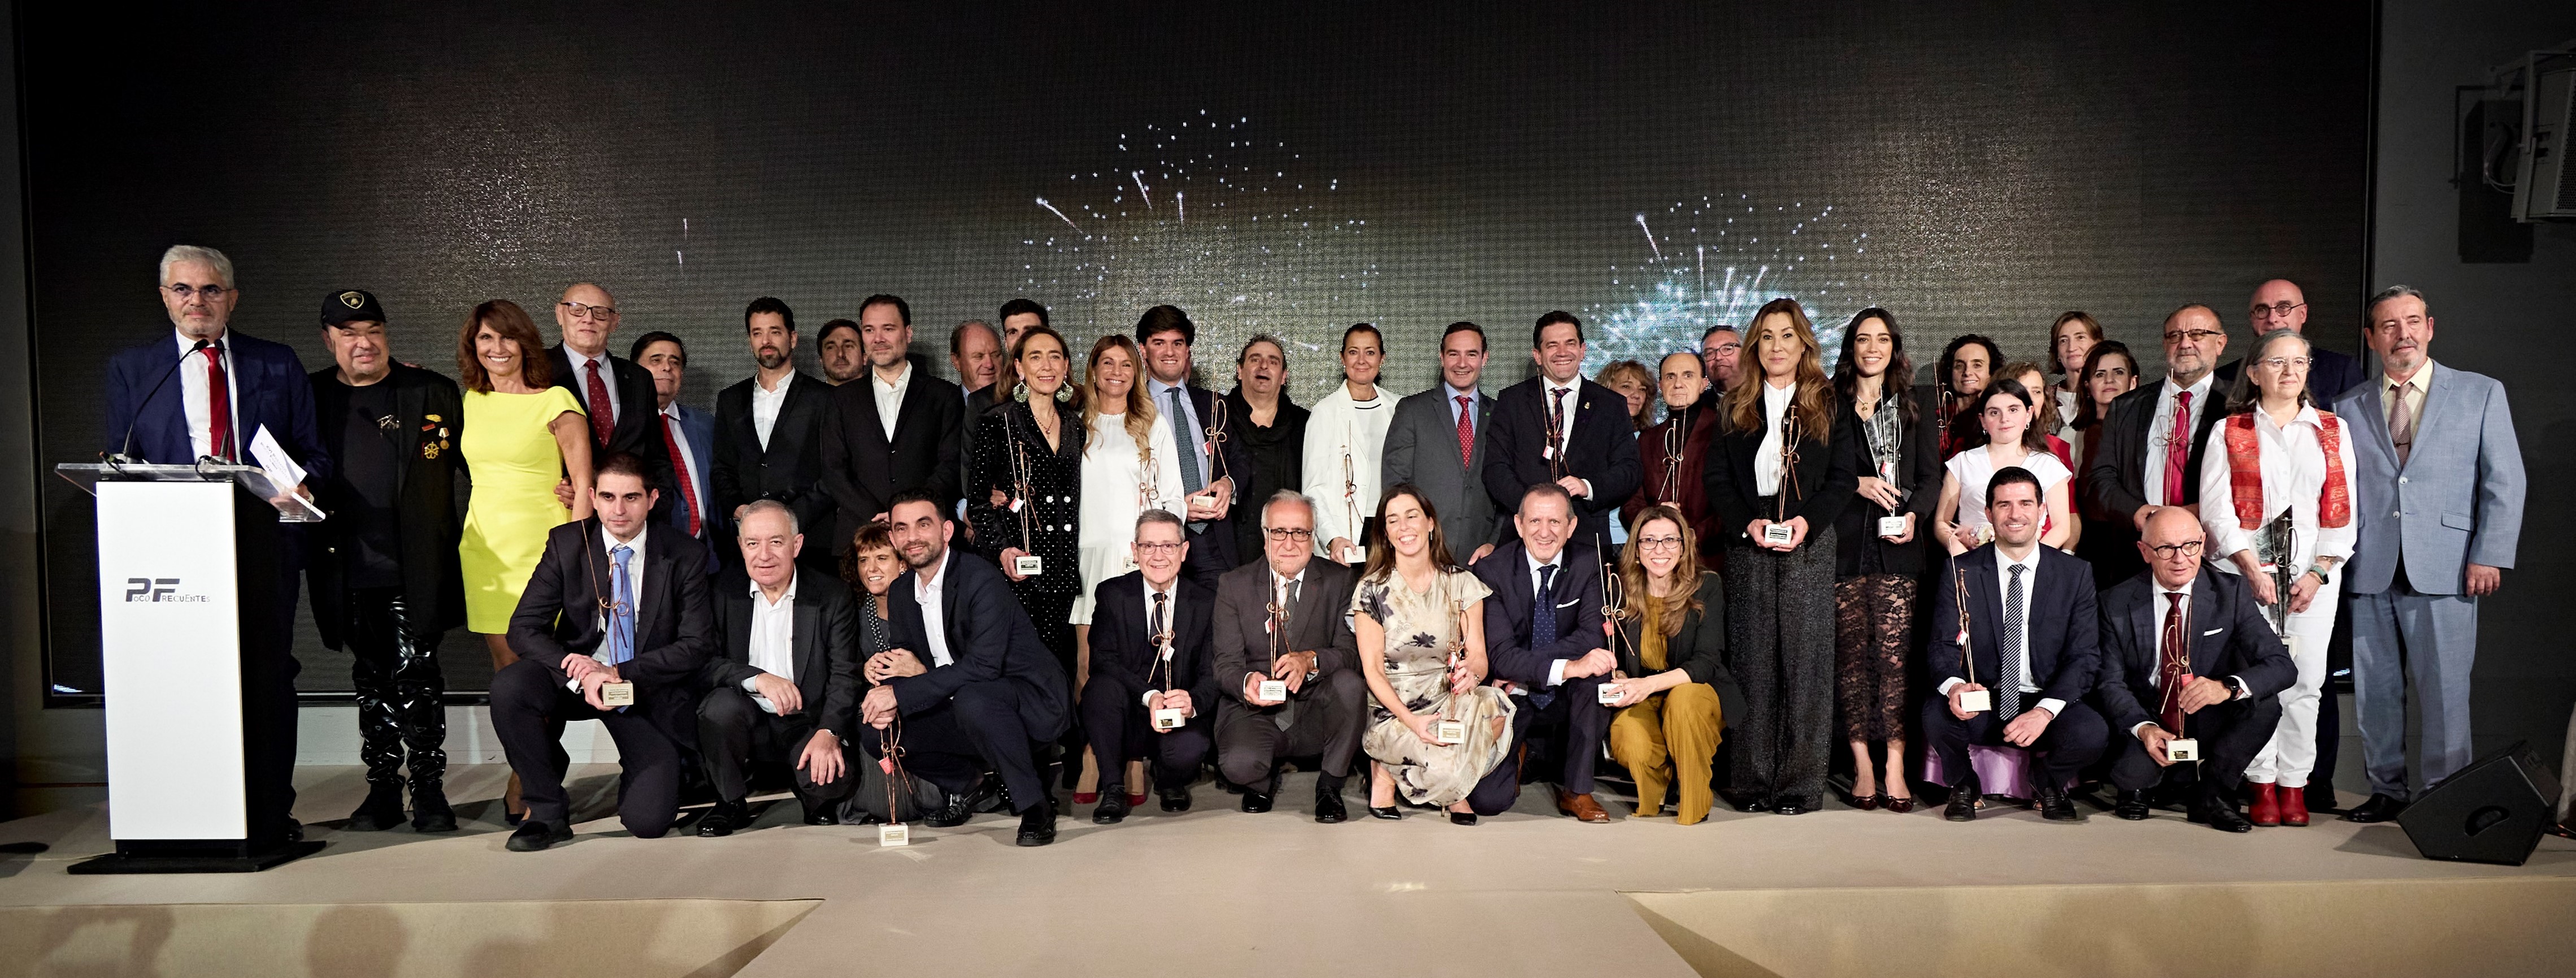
[1532, 563, 1559, 709]
[606, 543, 637, 668]
[2161, 390, 2192, 506]
[1455, 395, 1475, 468]
[2159, 592, 2191, 733]
[1996, 564, 2025, 721]
[1151, 588, 1171, 684]
[1167, 387, 1205, 530]
[2387, 380, 2414, 468]
[659, 413, 702, 536]
[202, 345, 233, 461]
[1547, 387, 1570, 464]
[585, 358, 617, 448]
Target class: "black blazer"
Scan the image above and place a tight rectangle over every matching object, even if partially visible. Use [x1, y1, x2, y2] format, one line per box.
[2091, 569, 2298, 735]
[965, 401, 1083, 598]
[506, 520, 719, 726]
[2085, 380, 2226, 521]
[1831, 387, 1943, 577]
[1704, 388, 1860, 547]
[1609, 571, 1743, 722]
[819, 356, 965, 553]
[1925, 545, 2101, 706]
[1086, 571, 1220, 711]
[883, 550, 1071, 739]
[1210, 557, 1360, 702]
[1471, 539, 1608, 687]
[1178, 383, 1258, 577]
[1483, 377, 1644, 547]
[546, 345, 672, 496]
[711, 370, 835, 555]
[702, 568, 863, 736]
[306, 364, 468, 647]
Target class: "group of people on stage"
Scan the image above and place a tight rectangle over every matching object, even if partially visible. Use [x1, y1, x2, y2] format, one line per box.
[101, 244, 2526, 850]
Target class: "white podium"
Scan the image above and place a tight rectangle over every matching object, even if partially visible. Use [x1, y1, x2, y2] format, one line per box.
[57, 462, 324, 872]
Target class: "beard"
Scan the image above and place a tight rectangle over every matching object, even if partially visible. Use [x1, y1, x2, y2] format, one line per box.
[757, 348, 788, 370]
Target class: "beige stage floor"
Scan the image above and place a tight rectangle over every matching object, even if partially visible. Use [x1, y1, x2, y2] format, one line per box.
[2, 764, 2571, 977]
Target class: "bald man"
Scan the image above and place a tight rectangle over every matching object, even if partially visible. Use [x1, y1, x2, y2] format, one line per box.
[2211, 279, 2365, 404]
[548, 283, 673, 513]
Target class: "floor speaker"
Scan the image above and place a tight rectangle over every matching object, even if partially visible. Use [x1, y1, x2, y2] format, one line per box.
[2397, 741, 2562, 866]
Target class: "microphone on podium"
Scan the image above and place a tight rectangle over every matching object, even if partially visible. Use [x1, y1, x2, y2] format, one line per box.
[108, 337, 214, 465]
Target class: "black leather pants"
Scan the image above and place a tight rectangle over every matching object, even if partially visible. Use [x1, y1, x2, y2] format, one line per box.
[347, 587, 448, 794]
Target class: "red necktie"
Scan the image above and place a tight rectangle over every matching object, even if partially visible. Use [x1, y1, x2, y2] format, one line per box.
[585, 358, 617, 448]
[1455, 395, 1475, 468]
[2158, 592, 2191, 732]
[203, 345, 233, 462]
[660, 413, 702, 536]
[2161, 390, 2192, 505]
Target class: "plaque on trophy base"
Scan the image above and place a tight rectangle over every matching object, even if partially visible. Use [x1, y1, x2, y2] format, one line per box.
[599, 681, 636, 708]
[1433, 719, 1466, 745]
[1152, 707, 1186, 731]
[1761, 523, 1795, 547]
[879, 824, 910, 846]
[1014, 554, 1044, 577]
[2166, 738, 2200, 763]
[1597, 683, 1623, 706]
[1256, 680, 1288, 702]
[1879, 515, 1909, 539]
[1957, 689, 1991, 714]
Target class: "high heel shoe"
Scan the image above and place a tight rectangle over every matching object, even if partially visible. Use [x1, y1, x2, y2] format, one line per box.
[1849, 790, 1882, 811]
[1882, 794, 1916, 814]
[1368, 805, 1404, 820]
[1448, 810, 1478, 825]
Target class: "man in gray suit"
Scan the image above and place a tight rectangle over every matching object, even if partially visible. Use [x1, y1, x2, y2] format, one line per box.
[2333, 285, 2525, 823]
[1383, 321, 1502, 565]
[1210, 491, 1365, 822]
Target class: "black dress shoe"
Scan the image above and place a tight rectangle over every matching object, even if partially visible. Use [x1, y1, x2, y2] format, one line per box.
[1368, 805, 1404, 820]
[697, 799, 750, 837]
[1093, 790, 1131, 825]
[284, 819, 305, 843]
[1449, 810, 1478, 826]
[928, 773, 1002, 828]
[801, 802, 839, 826]
[2036, 784, 2081, 822]
[1772, 798, 1810, 816]
[1157, 785, 1192, 812]
[1315, 789, 1348, 824]
[506, 820, 572, 851]
[411, 784, 458, 833]
[2190, 802, 2256, 833]
[1016, 804, 1057, 846]
[2114, 789, 2153, 821]
[346, 784, 407, 832]
[1241, 790, 1274, 813]
[1944, 776, 1982, 822]
[2342, 793, 2408, 824]
[1723, 791, 1767, 813]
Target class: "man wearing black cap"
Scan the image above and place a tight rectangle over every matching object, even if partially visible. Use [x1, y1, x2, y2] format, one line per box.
[307, 288, 469, 832]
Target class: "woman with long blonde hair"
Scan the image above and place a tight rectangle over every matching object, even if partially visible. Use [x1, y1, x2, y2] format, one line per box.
[1070, 332, 1185, 803]
[1700, 298, 1857, 815]
[1599, 505, 1736, 824]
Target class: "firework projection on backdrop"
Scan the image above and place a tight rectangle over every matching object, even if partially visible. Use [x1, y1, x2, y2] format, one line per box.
[1579, 196, 1878, 375]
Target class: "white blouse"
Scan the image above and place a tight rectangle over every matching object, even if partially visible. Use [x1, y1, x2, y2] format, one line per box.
[2197, 405, 2360, 573]
[1074, 410, 1185, 623]
[1946, 445, 2072, 536]
[1752, 380, 1797, 496]
[1302, 384, 1393, 554]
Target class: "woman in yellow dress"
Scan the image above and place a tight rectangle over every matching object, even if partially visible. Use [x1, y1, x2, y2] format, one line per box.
[455, 298, 593, 821]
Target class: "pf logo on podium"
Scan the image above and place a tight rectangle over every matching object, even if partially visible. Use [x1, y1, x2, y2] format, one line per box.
[122, 577, 195, 602]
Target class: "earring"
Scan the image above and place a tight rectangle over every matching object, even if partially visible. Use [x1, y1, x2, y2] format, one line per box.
[1013, 382, 1029, 403]
[1054, 384, 1074, 403]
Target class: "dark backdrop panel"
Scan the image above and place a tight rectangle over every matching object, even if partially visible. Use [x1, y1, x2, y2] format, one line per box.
[23, 2, 2369, 696]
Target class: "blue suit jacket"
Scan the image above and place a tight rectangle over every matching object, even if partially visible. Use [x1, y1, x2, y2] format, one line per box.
[2331, 361, 2524, 596]
[1927, 545, 2101, 706]
[664, 402, 719, 573]
[1470, 539, 1607, 687]
[102, 329, 330, 484]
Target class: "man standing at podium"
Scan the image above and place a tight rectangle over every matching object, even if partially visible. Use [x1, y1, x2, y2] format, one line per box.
[497, 452, 716, 850]
[306, 289, 467, 833]
[101, 244, 329, 842]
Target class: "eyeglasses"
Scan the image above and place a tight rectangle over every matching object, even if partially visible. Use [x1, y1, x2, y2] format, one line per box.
[1635, 535, 1684, 552]
[1706, 342, 1742, 354]
[2148, 540, 2204, 559]
[162, 283, 232, 301]
[2251, 301, 2306, 319]
[1134, 541, 1184, 555]
[560, 301, 619, 321]
[2257, 356, 2312, 371]
[1263, 528, 1315, 543]
[2162, 329, 2224, 344]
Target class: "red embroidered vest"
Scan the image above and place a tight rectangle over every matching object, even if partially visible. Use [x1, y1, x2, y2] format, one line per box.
[2224, 410, 2351, 530]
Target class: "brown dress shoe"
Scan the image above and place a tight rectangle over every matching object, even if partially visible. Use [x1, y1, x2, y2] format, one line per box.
[1557, 790, 1611, 823]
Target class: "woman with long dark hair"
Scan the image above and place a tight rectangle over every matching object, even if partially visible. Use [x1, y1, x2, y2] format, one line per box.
[1599, 505, 1735, 824]
[967, 324, 1085, 721]
[1935, 379, 2075, 555]
[1353, 483, 1510, 824]
[2071, 341, 2143, 586]
[1935, 334, 2004, 460]
[1827, 308, 1940, 812]
[2048, 311, 2104, 432]
[1701, 298, 1857, 815]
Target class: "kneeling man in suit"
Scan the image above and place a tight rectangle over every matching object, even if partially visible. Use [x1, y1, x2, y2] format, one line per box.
[1079, 509, 1219, 824]
[693, 500, 860, 836]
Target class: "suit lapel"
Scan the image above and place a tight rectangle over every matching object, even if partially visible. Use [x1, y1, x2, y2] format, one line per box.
[2128, 584, 2158, 671]
[792, 598, 821, 687]
[2406, 362, 2449, 470]
[724, 589, 754, 665]
[2190, 575, 2223, 675]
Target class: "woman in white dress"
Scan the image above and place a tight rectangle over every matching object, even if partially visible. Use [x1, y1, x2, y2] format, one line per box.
[2199, 328, 2357, 828]
[1935, 378, 2074, 555]
[1304, 323, 1392, 565]
[1353, 484, 1512, 824]
[1071, 335, 1184, 797]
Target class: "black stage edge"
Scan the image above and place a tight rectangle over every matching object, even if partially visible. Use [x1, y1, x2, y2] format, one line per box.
[66, 840, 324, 875]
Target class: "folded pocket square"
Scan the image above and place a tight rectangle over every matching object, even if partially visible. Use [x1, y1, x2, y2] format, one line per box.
[2202, 628, 2225, 636]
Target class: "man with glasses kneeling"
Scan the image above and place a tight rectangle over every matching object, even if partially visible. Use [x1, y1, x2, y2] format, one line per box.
[1078, 510, 1220, 823]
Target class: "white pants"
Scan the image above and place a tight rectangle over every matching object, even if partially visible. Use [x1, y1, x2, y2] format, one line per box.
[2245, 575, 2340, 787]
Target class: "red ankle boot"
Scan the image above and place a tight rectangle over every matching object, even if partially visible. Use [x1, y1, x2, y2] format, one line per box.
[2278, 786, 2310, 826]
[2248, 782, 2281, 826]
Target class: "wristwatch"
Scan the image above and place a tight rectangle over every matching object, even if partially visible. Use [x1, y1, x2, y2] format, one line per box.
[2305, 564, 2333, 587]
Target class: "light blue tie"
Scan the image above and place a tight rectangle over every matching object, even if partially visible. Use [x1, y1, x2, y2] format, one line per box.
[606, 543, 637, 668]
[1167, 387, 1206, 531]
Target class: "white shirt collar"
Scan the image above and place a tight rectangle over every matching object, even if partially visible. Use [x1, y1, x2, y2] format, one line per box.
[174, 328, 228, 354]
[1995, 544, 2040, 575]
[1148, 375, 1191, 400]
[1268, 561, 1306, 588]
[2162, 373, 2213, 402]
[605, 522, 649, 554]
[1144, 573, 1180, 598]
[2152, 575, 2192, 599]
[756, 370, 792, 393]
[565, 346, 609, 371]
[1524, 546, 1562, 575]
[874, 358, 913, 392]
[913, 548, 950, 600]
[659, 401, 681, 419]
[750, 573, 798, 607]
[2386, 361, 2433, 393]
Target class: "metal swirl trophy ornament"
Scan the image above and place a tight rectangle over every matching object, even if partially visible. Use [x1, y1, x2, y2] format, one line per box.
[878, 715, 914, 845]
[2254, 512, 2297, 636]
[577, 527, 636, 708]
[1150, 616, 1185, 732]
[1761, 409, 1801, 548]
[2156, 590, 2201, 764]
[1433, 598, 1470, 745]
[1005, 411, 1043, 577]
[1867, 405, 1910, 539]
[1596, 540, 1631, 706]
[1657, 406, 1688, 506]
[1257, 586, 1291, 704]
[1340, 439, 1368, 566]
[1130, 440, 1160, 574]
[1951, 557, 1989, 715]
[1192, 396, 1228, 516]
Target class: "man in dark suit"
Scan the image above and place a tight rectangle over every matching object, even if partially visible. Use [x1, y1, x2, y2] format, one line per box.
[102, 245, 331, 846]
[1080, 510, 1219, 824]
[1136, 305, 1258, 588]
[306, 289, 466, 833]
[819, 295, 965, 557]
[713, 297, 836, 575]
[1923, 468, 2109, 823]
[2210, 279, 2366, 405]
[633, 331, 719, 575]
[692, 501, 859, 836]
[496, 453, 718, 851]
[2084, 302, 2231, 586]
[859, 491, 1072, 847]
[546, 282, 672, 515]
[1384, 321, 1502, 566]
[1210, 491, 1364, 822]
[952, 317, 1007, 548]
[1482, 310, 1643, 546]
[2093, 507, 2298, 831]
[1469, 484, 1618, 820]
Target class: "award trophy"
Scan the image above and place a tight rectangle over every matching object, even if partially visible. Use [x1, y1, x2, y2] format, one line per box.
[1006, 414, 1042, 577]
[1189, 397, 1227, 514]
[1149, 621, 1185, 731]
[1597, 540, 1630, 706]
[1656, 406, 1688, 506]
[1340, 445, 1369, 566]
[1871, 422, 1909, 538]
[1433, 599, 1469, 745]
[2165, 738, 2200, 763]
[1951, 558, 1991, 714]
[1258, 589, 1292, 703]
[1760, 410, 1802, 548]
[598, 681, 636, 707]
[2254, 512, 2297, 634]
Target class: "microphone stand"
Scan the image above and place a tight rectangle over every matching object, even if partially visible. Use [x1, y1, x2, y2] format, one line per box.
[110, 337, 214, 468]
